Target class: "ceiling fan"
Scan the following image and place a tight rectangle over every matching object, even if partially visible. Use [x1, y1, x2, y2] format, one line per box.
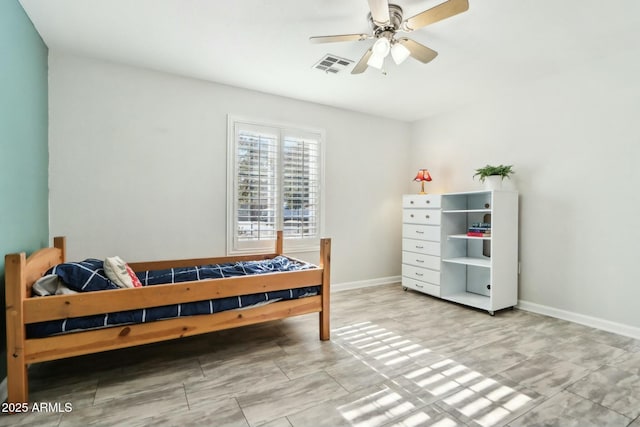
[310, 0, 469, 74]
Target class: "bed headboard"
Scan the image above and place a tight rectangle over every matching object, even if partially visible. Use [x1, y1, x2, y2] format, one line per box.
[5, 237, 66, 299]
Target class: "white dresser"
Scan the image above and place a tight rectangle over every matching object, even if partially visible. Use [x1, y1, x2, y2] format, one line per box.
[401, 194, 442, 297]
[402, 190, 519, 315]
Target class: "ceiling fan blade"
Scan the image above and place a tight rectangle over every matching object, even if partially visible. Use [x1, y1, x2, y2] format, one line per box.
[351, 48, 373, 74]
[368, 0, 391, 26]
[309, 34, 370, 44]
[398, 38, 438, 64]
[403, 0, 469, 31]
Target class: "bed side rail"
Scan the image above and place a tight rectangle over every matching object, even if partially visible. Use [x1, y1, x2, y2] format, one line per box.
[128, 253, 279, 272]
[23, 269, 323, 324]
[128, 231, 285, 271]
[24, 296, 323, 364]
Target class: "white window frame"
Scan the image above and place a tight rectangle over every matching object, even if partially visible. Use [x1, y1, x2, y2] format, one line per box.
[226, 115, 325, 255]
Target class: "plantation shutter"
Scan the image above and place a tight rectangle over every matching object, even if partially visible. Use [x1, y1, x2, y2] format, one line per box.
[282, 135, 320, 240]
[228, 118, 323, 254]
[234, 124, 279, 247]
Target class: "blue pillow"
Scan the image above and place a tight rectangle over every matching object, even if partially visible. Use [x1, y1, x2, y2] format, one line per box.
[47, 259, 120, 292]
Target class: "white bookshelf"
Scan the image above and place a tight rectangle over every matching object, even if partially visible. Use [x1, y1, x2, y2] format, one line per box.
[439, 190, 519, 315]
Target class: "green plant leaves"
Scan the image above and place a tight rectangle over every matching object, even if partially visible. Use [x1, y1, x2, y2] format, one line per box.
[473, 164, 514, 182]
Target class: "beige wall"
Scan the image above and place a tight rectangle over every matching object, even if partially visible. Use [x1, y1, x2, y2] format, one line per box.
[48, 43, 640, 336]
[48, 52, 410, 286]
[409, 46, 640, 333]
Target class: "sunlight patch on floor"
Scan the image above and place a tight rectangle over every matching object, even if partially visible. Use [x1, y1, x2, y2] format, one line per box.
[333, 321, 535, 426]
[338, 387, 415, 427]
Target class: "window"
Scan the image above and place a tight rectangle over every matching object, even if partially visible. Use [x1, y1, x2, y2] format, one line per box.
[227, 116, 324, 254]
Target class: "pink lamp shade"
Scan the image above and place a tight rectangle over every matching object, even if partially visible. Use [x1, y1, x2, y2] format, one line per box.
[413, 169, 432, 182]
[413, 169, 432, 194]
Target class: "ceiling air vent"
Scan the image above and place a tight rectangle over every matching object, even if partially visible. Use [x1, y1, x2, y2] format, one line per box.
[313, 54, 353, 74]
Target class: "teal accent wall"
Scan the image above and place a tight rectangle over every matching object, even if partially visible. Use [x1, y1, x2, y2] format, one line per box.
[0, 0, 49, 381]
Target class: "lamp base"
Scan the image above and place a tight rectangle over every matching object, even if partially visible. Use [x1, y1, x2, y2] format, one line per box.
[418, 181, 427, 194]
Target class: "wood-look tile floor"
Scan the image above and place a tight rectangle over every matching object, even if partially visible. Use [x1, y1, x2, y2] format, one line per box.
[3, 284, 640, 426]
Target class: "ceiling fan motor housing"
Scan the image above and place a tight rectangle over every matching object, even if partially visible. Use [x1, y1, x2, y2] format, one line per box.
[369, 4, 403, 38]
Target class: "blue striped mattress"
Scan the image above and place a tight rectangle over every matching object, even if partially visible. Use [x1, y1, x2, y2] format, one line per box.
[27, 256, 319, 338]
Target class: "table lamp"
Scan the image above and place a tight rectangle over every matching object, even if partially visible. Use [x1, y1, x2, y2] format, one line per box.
[414, 169, 432, 194]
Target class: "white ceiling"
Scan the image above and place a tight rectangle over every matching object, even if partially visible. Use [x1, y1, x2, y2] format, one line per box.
[19, 0, 640, 122]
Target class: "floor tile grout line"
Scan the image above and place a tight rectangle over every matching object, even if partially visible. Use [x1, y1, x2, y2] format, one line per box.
[182, 383, 191, 411]
[235, 396, 252, 427]
[564, 388, 634, 422]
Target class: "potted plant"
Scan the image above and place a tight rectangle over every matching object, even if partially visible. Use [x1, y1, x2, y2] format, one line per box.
[473, 164, 514, 189]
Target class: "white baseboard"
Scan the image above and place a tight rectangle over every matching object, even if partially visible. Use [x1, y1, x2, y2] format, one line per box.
[1, 376, 6, 403]
[517, 300, 640, 340]
[332, 276, 400, 292]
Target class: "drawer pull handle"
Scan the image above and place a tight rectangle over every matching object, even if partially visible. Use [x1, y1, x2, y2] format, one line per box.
[416, 259, 424, 263]
[426, 200, 430, 204]
[415, 272, 423, 277]
[416, 245, 424, 249]
[416, 230, 424, 234]
[410, 214, 414, 218]
[410, 200, 414, 204]
[425, 215, 430, 219]
[415, 284, 423, 288]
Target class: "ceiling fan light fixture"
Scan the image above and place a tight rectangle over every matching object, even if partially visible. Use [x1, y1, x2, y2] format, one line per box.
[366, 53, 385, 69]
[391, 42, 411, 65]
[371, 37, 391, 57]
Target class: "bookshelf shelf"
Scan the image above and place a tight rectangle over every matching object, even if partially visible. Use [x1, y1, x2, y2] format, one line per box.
[442, 257, 491, 268]
[445, 292, 490, 311]
[442, 209, 492, 214]
[449, 234, 491, 241]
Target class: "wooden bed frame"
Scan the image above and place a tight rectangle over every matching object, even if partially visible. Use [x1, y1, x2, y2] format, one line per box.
[4, 231, 331, 404]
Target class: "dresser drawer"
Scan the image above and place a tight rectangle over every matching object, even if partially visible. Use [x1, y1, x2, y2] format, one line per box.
[402, 224, 440, 242]
[402, 209, 441, 225]
[402, 252, 440, 271]
[402, 277, 440, 297]
[402, 239, 441, 256]
[403, 194, 441, 209]
[402, 264, 440, 285]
